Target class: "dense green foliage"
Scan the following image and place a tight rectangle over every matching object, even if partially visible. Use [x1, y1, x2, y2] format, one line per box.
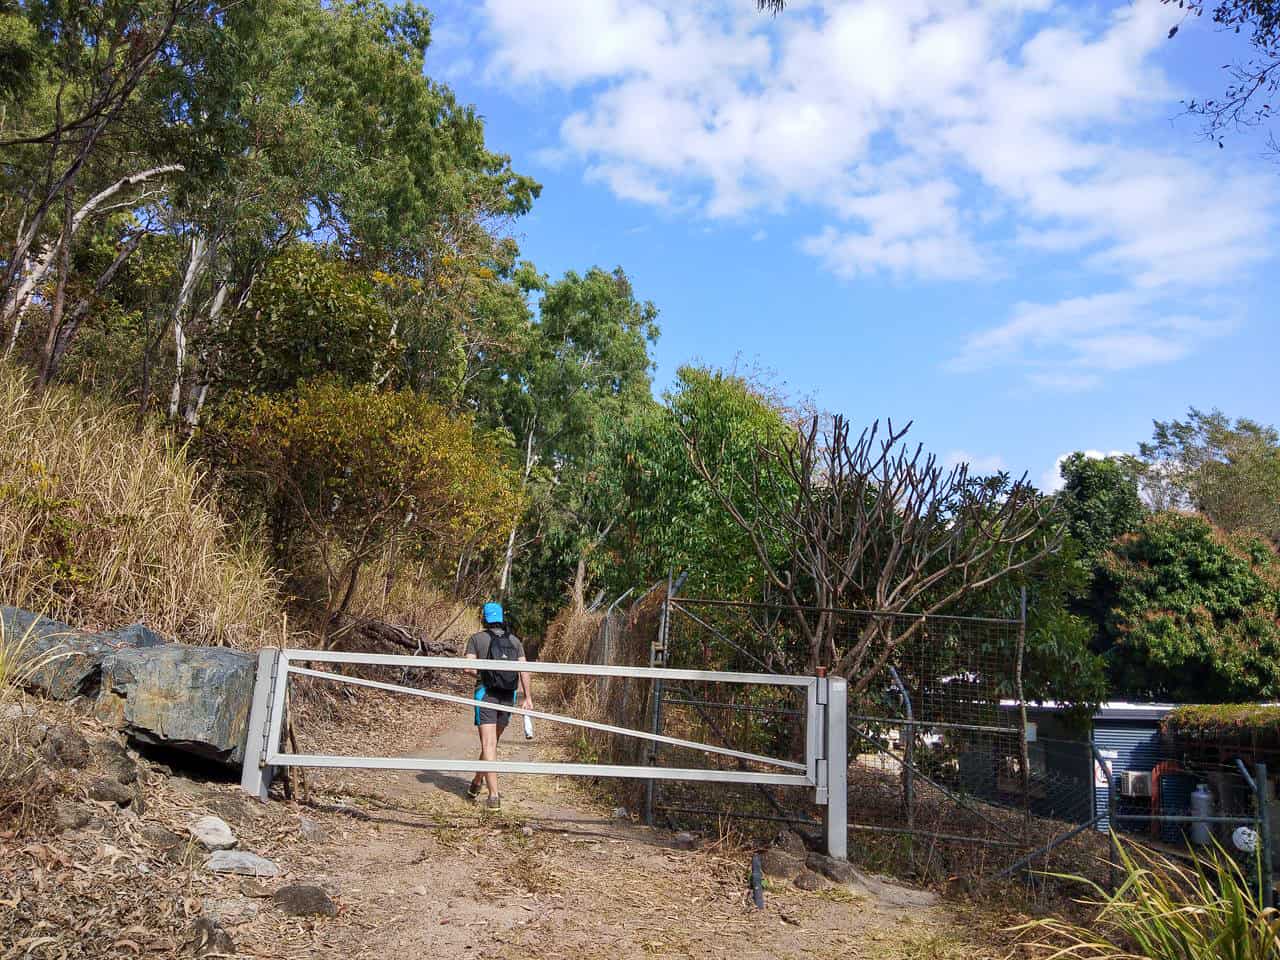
[597, 366, 795, 601]
[1058, 452, 1146, 566]
[0, 0, 662, 635]
[1095, 512, 1280, 702]
[213, 246, 396, 396]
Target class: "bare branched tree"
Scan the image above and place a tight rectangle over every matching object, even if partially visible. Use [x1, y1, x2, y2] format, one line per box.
[686, 415, 1061, 691]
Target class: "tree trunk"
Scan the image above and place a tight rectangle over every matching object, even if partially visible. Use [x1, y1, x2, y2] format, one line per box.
[498, 425, 536, 594]
[570, 553, 588, 612]
[167, 234, 208, 421]
[3, 164, 183, 349]
[43, 231, 144, 385]
[36, 203, 73, 387]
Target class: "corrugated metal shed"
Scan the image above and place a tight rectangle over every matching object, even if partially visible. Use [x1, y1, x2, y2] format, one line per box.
[1094, 720, 1165, 831]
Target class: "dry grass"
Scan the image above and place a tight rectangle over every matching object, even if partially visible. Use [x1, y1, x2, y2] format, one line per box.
[0, 363, 283, 647]
[0, 614, 72, 833]
[540, 605, 605, 700]
[342, 552, 480, 648]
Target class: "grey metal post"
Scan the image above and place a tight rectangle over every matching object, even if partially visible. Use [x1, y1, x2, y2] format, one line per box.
[1257, 762, 1273, 908]
[1106, 753, 1118, 892]
[645, 574, 672, 826]
[1016, 586, 1031, 836]
[240, 649, 280, 799]
[825, 675, 848, 861]
[888, 666, 914, 866]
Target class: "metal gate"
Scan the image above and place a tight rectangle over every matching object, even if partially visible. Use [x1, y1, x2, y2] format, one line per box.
[239, 648, 850, 860]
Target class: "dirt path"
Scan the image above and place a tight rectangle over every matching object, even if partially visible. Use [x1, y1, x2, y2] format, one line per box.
[274, 705, 980, 960]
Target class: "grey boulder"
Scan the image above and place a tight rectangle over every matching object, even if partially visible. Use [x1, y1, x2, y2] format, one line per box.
[272, 884, 337, 917]
[97, 644, 256, 765]
[0, 607, 167, 700]
[760, 848, 804, 880]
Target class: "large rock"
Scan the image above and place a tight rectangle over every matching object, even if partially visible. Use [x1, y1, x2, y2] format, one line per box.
[190, 815, 237, 851]
[0, 607, 168, 699]
[272, 884, 337, 917]
[806, 852, 863, 886]
[759, 848, 804, 880]
[97, 645, 256, 765]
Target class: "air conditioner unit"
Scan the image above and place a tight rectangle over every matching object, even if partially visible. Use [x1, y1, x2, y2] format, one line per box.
[1119, 771, 1152, 797]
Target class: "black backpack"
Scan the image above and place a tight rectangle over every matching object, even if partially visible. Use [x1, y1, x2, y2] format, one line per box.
[480, 628, 520, 692]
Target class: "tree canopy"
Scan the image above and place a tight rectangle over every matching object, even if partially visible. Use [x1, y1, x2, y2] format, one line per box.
[1095, 512, 1280, 702]
[1138, 408, 1280, 545]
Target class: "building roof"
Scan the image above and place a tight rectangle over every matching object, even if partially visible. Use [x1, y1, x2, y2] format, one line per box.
[1001, 700, 1178, 722]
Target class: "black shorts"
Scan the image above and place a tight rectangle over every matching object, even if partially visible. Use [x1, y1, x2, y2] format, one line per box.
[474, 686, 517, 727]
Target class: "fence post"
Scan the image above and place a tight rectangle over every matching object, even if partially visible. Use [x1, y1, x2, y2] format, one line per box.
[241, 648, 280, 800]
[645, 574, 672, 826]
[825, 675, 848, 861]
[1257, 762, 1273, 908]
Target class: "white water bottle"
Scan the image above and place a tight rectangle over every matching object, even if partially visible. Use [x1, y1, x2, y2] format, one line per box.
[523, 714, 535, 740]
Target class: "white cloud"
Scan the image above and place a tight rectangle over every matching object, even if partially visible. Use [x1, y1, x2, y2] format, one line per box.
[949, 289, 1237, 384]
[944, 450, 1008, 475]
[472, 0, 1273, 385]
[1041, 448, 1129, 493]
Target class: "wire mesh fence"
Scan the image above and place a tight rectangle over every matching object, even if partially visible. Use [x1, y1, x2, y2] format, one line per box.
[569, 584, 1280, 899]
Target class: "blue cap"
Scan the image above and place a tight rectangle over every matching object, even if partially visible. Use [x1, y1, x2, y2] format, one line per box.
[482, 602, 504, 625]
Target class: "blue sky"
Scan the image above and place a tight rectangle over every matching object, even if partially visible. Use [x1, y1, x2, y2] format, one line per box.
[423, 0, 1279, 490]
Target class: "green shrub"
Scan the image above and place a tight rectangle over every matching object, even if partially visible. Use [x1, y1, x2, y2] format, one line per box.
[1096, 512, 1280, 702]
[1018, 839, 1280, 959]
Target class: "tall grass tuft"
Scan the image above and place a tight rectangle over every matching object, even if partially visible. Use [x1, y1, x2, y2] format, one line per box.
[1017, 838, 1280, 959]
[0, 364, 282, 647]
[0, 611, 72, 830]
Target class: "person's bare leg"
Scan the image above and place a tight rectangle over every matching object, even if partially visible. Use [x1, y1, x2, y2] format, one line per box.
[480, 722, 499, 797]
[470, 719, 488, 794]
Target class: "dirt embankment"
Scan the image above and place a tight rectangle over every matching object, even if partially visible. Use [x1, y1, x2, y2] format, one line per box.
[2, 687, 999, 959]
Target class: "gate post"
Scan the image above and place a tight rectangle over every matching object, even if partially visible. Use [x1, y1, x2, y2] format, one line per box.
[825, 675, 848, 861]
[241, 648, 280, 800]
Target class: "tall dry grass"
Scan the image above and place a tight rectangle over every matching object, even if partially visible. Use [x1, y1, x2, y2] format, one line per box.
[540, 593, 663, 795]
[341, 553, 481, 649]
[0, 364, 282, 647]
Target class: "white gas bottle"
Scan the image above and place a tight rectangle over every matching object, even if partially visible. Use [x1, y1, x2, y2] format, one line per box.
[1190, 783, 1214, 846]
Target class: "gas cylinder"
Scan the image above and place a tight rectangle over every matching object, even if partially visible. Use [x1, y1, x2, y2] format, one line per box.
[1190, 783, 1214, 846]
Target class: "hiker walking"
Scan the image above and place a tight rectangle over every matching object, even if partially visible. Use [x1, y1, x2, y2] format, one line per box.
[465, 602, 533, 810]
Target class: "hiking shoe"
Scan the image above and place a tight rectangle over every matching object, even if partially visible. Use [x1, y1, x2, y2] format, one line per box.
[485, 795, 501, 813]
[467, 781, 482, 801]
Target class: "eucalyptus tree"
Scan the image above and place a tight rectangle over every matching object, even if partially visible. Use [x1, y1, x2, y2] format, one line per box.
[0, 0, 207, 378]
[474, 266, 659, 603]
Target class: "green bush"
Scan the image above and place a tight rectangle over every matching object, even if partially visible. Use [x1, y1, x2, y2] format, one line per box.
[1018, 839, 1280, 960]
[1096, 512, 1280, 702]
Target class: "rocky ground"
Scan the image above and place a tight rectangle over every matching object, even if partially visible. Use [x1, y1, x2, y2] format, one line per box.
[0, 686, 1005, 959]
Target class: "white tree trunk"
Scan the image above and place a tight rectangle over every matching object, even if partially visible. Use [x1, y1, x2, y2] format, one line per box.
[182, 278, 230, 427]
[168, 234, 208, 420]
[498, 426, 537, 593]
[1, 164, 183, 344]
